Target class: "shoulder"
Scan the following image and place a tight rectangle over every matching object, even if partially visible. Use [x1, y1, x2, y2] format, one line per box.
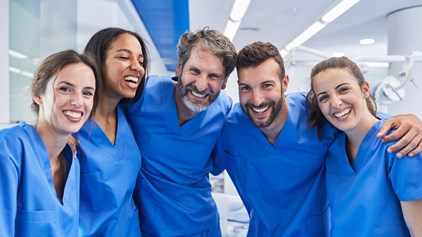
[145, 75, 174, 90]
[225, 103, 249, 126]
[211, 91, 233, 112]
[0, 123, 36, 164]
[123, 75, 173, 113]
[286, 92, 308, 110]
[0, 123, 34, 144]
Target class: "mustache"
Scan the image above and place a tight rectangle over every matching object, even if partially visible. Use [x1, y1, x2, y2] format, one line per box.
[185, 84, 215, 97]
[245, 101, 274, 110]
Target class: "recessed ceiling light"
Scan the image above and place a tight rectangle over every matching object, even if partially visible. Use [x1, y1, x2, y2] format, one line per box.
[359, 38, 375, 45]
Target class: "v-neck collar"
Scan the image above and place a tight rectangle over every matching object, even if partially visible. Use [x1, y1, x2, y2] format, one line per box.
[29, 125, 77, 206]
[334, 120, 381, 174]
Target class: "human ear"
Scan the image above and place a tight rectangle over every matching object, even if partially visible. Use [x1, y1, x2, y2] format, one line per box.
[175, 61, 183, 77]
[221, 78, 227, 90]
[33, 95, 42, 105]
[362, 81, 370, 98]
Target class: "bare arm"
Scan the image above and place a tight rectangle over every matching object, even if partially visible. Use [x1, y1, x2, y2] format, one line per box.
[377, 114, 422, 158]
[401, 199, 422, 237]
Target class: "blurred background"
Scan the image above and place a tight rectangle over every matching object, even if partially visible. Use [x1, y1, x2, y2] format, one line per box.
[2, 1, 422, 236]
[2, 0, 422, 126]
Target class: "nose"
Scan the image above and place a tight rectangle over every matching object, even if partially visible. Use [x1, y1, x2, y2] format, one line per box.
[251, 89, 265, 106]
[331, 94, 342, 108]
[130, 59, 143, 72]
[70, 93, 82, 107]
[195, 74, 209, 92]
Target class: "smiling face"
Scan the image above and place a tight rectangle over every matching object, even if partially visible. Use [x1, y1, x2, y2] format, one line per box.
[238, 58, 289, 129]
[103, 33, 145, 100]
[175, 45, 226, 112]
[312, 67, 373, 133]
[35, 63, 96, 136]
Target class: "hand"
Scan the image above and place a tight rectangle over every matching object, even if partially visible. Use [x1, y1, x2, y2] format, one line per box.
[377, 114, 422, 158]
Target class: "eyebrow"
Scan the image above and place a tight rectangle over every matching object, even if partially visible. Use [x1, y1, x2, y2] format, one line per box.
[57, 81, 95, 91]
[115, 48, 144, 58]
[335, 82, 350, 89]
[316, 82, 350, 97]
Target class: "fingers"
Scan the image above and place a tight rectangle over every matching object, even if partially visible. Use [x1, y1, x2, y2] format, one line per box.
[377, 118, 396, 138]
[387, 127, 421, 158]
[381, 121, 409, 142]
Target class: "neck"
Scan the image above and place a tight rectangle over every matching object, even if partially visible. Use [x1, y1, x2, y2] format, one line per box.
[345, 113, 379, 163]
[34, 121, 68, 160]
[93, 97, 119, 144]
[260, 99, 289, 145]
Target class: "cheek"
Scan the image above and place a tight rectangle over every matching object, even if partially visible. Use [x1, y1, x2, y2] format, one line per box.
[318, 102, 330, 115]
[85, 99, 94, 111]
[238, 91, 249, 104]
[210, 81, 224, 92]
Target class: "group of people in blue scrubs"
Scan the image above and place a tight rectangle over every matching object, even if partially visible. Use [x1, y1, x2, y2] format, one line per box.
[212, 41, 422, 236]
[1, 26, 422, 237]
[0, 50, 98, 236]
[307, 56, 422, 236]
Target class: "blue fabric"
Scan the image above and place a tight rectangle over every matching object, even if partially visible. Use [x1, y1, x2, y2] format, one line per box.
[125, 75, 231, 236]
[326, 120, 422, 237]
[76, 105, 142, 236]
[0, 123, 80, 237]
[213, 92, 338, 237]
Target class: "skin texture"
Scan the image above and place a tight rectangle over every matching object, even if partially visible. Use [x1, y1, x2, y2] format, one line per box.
[34, 62, 96, 199]
[312, 65, 422, 236]
[377, 114, 422, 157]
[174, 45, 226, 124]
[312, 68, 378, 161]
[34, 62, 96, 137]
[102, 33, 145, 102]
[95, 32, 145, 144]
[238, 58, 289, 145]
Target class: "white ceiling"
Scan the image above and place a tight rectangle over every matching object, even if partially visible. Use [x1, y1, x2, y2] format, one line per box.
[189, 0, 422, 65]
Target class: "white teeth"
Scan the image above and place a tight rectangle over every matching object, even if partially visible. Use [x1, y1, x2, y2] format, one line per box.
[252, 106, 268, 113]
[124, 76, 139, 83]
[64, 111, 82, 118]
[191, 90, 206, 98]
[334, 108, 351, 118]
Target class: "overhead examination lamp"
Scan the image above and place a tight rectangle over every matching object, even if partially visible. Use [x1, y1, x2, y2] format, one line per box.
[368, 52, 421, 105]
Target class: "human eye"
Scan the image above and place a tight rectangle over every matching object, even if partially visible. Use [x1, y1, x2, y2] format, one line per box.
[209, 74, 223, 81]
[239, 85, 250, 92]
[262, 83, 273, 89]
[82, 89, 94, 97]
[58, 85, 71, 93]
[317, 94, 328, 103]
[116, 52, 130, 60]
[189, 68, 200, 75]
[338, 85, 350, 93]
[119, 56, 129, 60]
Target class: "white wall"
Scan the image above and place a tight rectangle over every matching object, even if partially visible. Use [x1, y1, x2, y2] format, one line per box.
[0, 0, 9, 123]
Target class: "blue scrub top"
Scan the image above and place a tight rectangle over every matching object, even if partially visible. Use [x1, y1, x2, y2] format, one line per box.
[326, 120, 422, 237]
[0, 123, 80, 237]
[76, 105, 142, 236]
[125, 75, 232, 236]
[213, 93, 338, 237]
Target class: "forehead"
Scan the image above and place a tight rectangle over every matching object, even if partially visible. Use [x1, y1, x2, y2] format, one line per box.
[109, 33, 142, 53]
[237, 58, 280, 84]
[55, 63, 96, 87]
[314, 68, 356, 82]
[313, 68, 358, 88]
[185, 46, 224, 73]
